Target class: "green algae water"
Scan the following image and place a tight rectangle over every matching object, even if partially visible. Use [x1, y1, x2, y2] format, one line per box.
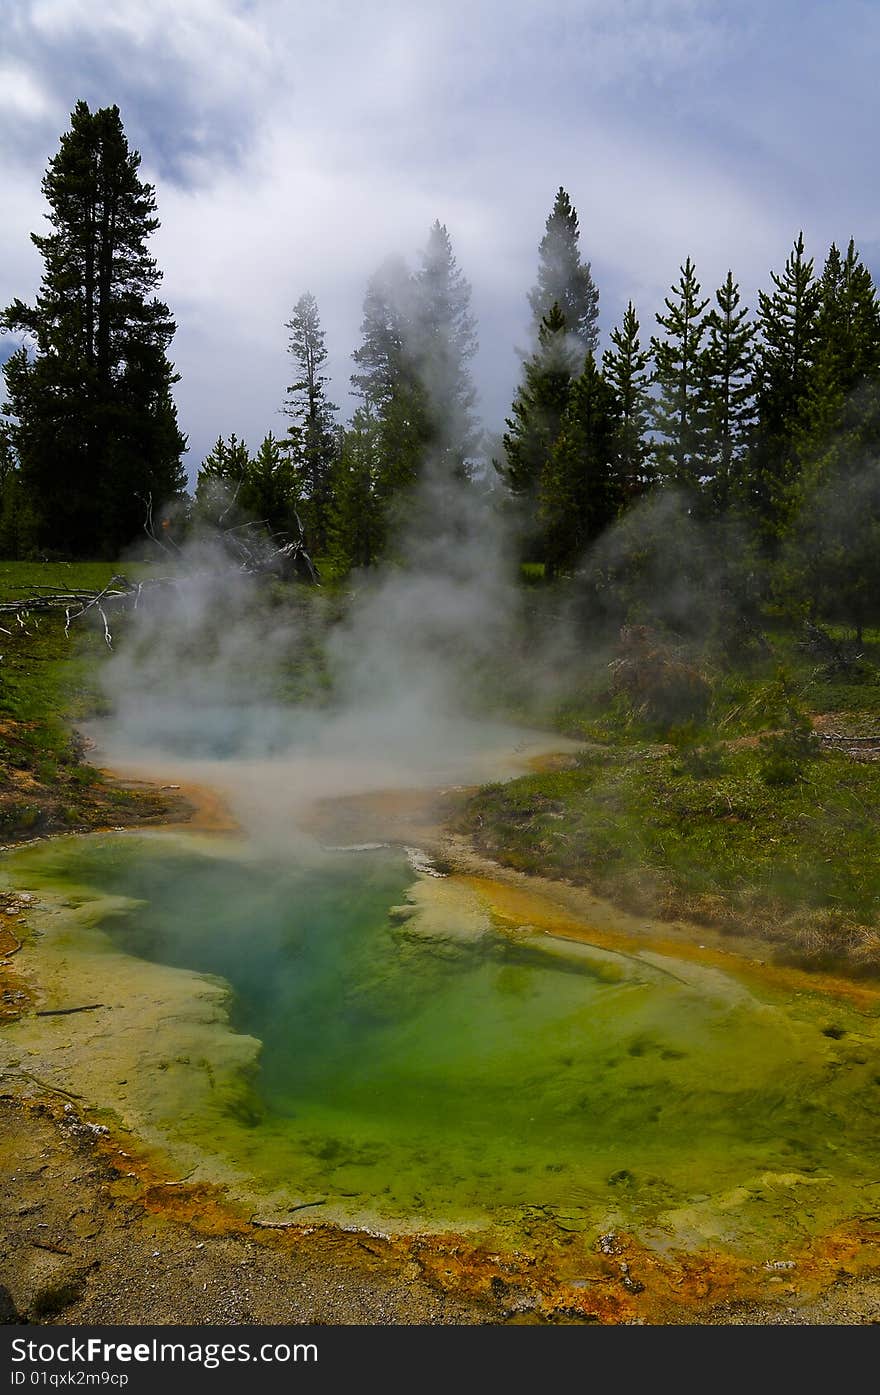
[5, 829, 880, 1250]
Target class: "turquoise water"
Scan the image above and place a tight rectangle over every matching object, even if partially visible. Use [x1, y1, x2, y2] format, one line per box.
[7, 831, 880, 1243]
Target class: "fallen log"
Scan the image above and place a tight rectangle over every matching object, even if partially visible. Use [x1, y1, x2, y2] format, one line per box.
[35, 1004, 104, 1017]
[0, 516, 319, 649]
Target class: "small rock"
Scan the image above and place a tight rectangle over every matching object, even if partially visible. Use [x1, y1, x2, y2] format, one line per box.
[617, 1259, 645, 1293]
[608, 1168, 635, 1187]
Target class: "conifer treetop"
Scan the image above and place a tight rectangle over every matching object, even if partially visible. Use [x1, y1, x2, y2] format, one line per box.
[528, 186, 599, 353]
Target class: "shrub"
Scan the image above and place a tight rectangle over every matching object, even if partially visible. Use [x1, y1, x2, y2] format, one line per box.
[608, 625, 712, 730]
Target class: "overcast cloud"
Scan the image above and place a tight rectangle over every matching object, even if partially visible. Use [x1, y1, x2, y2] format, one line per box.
[2, 0, 878, 476]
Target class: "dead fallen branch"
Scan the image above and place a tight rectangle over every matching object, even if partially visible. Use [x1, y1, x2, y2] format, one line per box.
[249, 1200, 327, 1227]
[155, 1168, 198, 1187]
[817, 734, 880, 744]
[0, 576, 139, 651]
[35, 1004, 104, 1017]
[6, 1070, 83, 1101]
[0, 512, 319, 649]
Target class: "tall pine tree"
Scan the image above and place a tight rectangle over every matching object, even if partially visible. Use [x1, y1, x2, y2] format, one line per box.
[411, 220, 479, 480]
[799, 239, 880, 473]
[650, 257, 709, 497]
[1, 101, 186, 557]
[752, 232, 820, 539]
[541, 353, 619, 576]
[327, 407, 385, 571]
[282, 292, 337, 554]
[701, 271, 755, 512]
[528, 187, 599, 352]
[350, 257, 429, 505]
[602, 302, 652, 500]
[351, 257, 413, 407]
[500, 303, 579, 500]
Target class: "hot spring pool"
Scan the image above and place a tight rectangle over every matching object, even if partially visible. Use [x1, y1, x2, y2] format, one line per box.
[4, 829, 880, 1254]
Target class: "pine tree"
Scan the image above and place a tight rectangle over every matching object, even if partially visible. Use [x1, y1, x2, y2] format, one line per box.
[815, 240, 880, 394]
[500, 304, 579, 500]
[351, 257, 414, 407]
[789, 459, 880, 644]
[541, 353, 619, 575]
[528, 187, 599, 352]
[194, 433, 251, 524]
[650, 257, 709, 496]
[350, 257, 430, 508]
[701, 271, 755, 512]
[602, 302, 652, 500]
[283, 292, 337, 554]
[240, 432, 299, 535]
[799, 240, 880, 472]
[1, 101, 186, 557]
[833, 239, 880, 453]
[411, 220, 479, 479]
[752, 232, 821, 538]
[327, 408, 384, 571]
[0, 424, 36, 558]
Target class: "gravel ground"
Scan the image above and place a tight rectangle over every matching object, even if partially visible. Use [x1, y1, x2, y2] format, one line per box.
[0, 1096, 491, 1326]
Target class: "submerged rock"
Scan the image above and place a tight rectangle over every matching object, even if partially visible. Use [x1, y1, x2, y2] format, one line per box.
[388, 904, 417, 922]
[404, 847, 446, 878]
[390, 876, 492, 944]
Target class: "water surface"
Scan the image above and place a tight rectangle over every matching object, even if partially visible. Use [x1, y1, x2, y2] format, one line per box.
[5, 828, 879, 1254]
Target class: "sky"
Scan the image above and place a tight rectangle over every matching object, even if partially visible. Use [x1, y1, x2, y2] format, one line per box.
[2, 0, 879, 478]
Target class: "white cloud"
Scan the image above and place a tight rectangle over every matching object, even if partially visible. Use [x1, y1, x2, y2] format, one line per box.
[0, 64, 59, 122]
[1, 0, 878, 473]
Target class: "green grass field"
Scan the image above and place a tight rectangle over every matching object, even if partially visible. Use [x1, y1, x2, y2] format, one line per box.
[461, 621, 880, 970]
[0, 561, 172, 838]
[459, 743, 880, 961]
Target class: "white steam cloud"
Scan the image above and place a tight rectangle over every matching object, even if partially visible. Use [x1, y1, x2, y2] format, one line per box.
[90, 463, 553, 848]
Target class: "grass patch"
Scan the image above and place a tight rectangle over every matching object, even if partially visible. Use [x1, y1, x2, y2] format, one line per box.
[0, 561, 178, 840]
[460, 743, 880, 967]
[0, 560, 151, 603]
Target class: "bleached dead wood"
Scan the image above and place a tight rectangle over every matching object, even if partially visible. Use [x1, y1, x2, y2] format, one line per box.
[0, 504, 319, 647]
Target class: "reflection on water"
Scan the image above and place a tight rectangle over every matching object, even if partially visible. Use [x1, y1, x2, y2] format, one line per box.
[5, 831, 880, 1249]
